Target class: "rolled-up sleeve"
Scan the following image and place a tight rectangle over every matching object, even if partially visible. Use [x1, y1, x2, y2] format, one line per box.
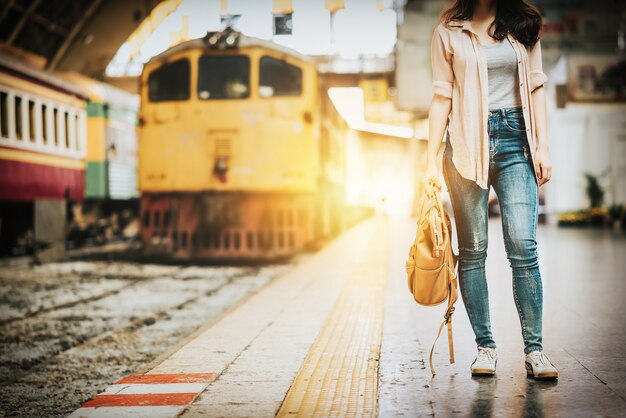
[529, 39, 548, 93]
[431, 26, 454, 99]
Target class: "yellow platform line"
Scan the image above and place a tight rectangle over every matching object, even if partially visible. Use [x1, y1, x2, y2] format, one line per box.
[277, 218, 389, 417]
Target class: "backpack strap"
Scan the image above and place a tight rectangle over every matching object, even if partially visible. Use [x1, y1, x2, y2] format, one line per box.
[428, 305, 456, 377]
[447, 307, 455, 364]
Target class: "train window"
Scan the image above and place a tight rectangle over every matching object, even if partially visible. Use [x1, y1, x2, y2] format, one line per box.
[278, 231, 284, 248]
[0, 92, 7, 138]
[28, 100, 36, 142]
[41, 105, 47, 144]
[143, 211, 151, 228]
[277, 209, 284, 226]
[224, 232, 231, 249]
[64, 112, 70, 148]
[198, 55, 250, 100]
[289, 231, 295, 248]
[53, 108, 59, 145]
[181, 231, 188, 249]
[15, 96, 22, 140]
[148, 59, 190, 102]
[259, 56, 302, 97]
[74, 114, 80, 151]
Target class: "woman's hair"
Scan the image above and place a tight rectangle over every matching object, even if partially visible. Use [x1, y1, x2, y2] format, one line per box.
[440, 0, 543, 47]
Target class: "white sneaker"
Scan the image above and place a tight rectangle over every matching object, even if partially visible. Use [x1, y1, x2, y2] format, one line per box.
[471, 346, 497, 376]
[525, 351, 558, 380]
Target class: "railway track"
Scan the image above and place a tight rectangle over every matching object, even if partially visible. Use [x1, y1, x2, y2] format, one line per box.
[0, 278, 151, 326]
[0, 266, 256, 379]
[0, 259, 299, 417]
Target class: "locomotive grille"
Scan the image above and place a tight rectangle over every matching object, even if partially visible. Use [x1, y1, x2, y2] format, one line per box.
[215, 137, 231, 158]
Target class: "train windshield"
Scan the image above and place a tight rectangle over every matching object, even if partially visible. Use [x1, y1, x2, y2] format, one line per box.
[148, 59, 190, 102]
[259, 56, 302, 97]
[198, 55, 250, 99]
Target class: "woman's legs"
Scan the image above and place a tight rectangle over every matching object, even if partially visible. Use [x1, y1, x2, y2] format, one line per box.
[442, 107, 544, 354]
[442, 135, 496, 350]
[489, 108, 543, 354]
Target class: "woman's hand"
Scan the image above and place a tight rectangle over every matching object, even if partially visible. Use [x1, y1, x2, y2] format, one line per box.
[422, 162, 442, 190]
[533, 144, 552, 186]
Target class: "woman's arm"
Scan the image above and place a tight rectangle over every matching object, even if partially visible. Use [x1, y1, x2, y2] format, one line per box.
[532, 85, 548, 150]
[424, 26, 454, 187]
[529, 39, 552, 186]
[427, 96, 452, 167]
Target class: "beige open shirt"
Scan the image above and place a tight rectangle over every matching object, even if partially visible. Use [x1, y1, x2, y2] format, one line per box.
[431, 19, 549, 190]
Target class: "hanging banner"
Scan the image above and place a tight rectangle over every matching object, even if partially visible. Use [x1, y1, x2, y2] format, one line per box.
[126, 0, 183, 59]
[376, 0, 389, 12]
[325, 0, 345, 13]
[168, 15, 189, 47]
[272, 0, 293, 14]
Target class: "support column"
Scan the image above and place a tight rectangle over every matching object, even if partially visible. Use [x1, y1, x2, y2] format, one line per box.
[35, 199, 66, 263]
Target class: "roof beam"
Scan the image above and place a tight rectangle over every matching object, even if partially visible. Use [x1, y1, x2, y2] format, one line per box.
[0, 0, 17, 23]
[48, 0, 105, 71]
[6, 0, 44, 45]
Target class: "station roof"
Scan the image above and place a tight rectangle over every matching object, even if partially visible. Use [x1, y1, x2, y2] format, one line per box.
[0, 0, 162, 79]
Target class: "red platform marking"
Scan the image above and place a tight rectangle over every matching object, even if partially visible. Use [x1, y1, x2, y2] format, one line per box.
[114, 373, 217, 385]
[82, 393, 197, 407]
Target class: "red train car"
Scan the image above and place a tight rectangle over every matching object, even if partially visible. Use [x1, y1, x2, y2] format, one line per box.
[0, 53, 87, 256]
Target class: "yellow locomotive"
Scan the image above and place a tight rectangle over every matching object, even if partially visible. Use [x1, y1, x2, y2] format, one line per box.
[138, 27, 355, 260]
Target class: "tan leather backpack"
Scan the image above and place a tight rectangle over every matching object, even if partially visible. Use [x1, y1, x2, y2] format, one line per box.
[406, 179, 459, 376]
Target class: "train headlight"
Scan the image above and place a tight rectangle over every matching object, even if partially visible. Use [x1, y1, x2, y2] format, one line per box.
[225, 33, 236, 46]
[204, 29, 240, 49]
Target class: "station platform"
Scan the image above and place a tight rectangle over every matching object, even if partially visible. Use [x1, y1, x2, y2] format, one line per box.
[68, 214, 626, 417]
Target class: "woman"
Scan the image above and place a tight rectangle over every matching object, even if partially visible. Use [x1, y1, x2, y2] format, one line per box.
[422, 0, 558, 380]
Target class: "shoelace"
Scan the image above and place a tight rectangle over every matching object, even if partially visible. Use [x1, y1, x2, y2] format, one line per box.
[530, 351, 551, 366]
[478, 347, 495, 362]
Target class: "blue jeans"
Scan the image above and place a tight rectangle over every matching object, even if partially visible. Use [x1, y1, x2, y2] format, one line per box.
[442, 106, 543, 354]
